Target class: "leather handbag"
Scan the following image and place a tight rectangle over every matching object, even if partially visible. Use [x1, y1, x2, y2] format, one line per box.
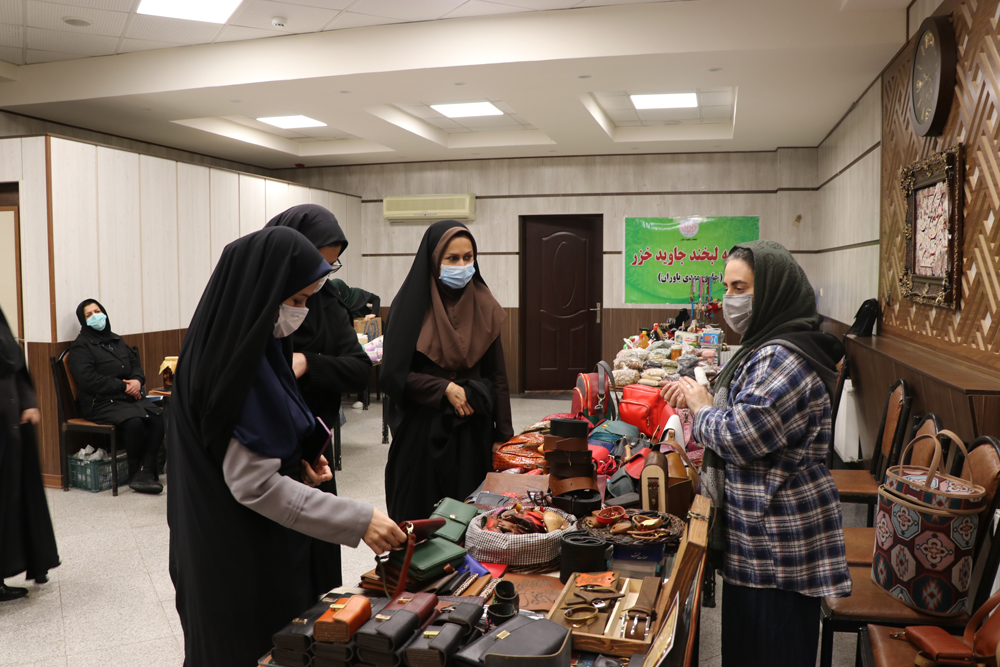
[356, 594, 438, 652]
[898, 587, 1000, 665]
[314, 595, 373, 644]
[401, 519, 448, 543]
[431, 498, 481, 544]
[273, 599, 329, 651]
[388, 537, 468, 583]
[404, 623, 468, 667]
[494, 442, 546, 472]
[571, 361, 617, 427]
[640, 451, 669, 512]
[872, 431, 986, 616]
[455, 616, 570, 667]
[618, 385, 675, 439]
[588, 420, 640, 446]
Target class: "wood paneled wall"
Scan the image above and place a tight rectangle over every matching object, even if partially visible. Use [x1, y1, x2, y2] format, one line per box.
[880, 1, 1000, 370]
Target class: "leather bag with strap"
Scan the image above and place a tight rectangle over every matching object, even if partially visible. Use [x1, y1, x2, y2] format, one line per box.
[571, 362, 617, 427]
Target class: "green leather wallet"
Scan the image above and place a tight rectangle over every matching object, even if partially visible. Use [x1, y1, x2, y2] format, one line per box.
[387, 537, 467, 581]
[430, 498, 480, 544]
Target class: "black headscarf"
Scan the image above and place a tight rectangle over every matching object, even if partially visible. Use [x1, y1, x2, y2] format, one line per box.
[75, 299, 115, 341]
[0, 305, 23, 377]
[381, 220, 500, 403]
[172, 227, 330, 460]
[265, 204, 348, 254]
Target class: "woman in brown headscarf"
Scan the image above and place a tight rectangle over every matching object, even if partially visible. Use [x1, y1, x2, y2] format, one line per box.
[381, 220, 513, 521]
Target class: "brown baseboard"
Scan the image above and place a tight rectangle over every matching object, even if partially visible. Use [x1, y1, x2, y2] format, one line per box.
[42, 473, 62, 489]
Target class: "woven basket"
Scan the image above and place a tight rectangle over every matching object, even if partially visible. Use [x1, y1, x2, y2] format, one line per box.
[465, 507, 576, 566]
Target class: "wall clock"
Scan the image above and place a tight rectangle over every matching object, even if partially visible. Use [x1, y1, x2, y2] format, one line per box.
[910, 15, 957, 137]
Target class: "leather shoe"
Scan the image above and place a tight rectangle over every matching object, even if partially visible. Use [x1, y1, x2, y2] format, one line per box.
[0, 584, 28, 601]
[129, 467, 163, 495]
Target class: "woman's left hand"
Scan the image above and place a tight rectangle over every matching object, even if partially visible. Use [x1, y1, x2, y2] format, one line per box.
[292, 353, 308, 379]
[20, 408, 40, 425]
[675, 376, 713, 413]
[302, 455, 333, 487]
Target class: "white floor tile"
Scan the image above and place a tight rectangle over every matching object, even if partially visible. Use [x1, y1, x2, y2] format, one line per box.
[65, 637, 182, 667]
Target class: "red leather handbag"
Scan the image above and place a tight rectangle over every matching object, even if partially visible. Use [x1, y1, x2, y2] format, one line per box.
[619, 384, 675, 439]
[571, 361, 617, 426]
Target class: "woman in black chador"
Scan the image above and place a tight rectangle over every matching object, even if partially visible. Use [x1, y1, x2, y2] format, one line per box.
[0, 305, 59, 600]
[167, 227, 404, 667]
[381, 220, 513, 522]
[264, 204, 373, 597]
[68, 299, 164, 494]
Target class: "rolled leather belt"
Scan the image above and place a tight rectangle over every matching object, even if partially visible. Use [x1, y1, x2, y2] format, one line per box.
[544, 435, 588, 452]
[548, 475, 598, 496]
[549, 462, 597, 479]
[560, 531, 612, 584]
[550, 489, 602, 519]
[544, 449, 592, 465]
[550, 418, 590, 438]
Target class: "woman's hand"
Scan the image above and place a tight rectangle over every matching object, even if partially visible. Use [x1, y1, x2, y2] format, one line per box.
[363, 508, 408, 555]
[364, 314, 376, 321]
[292, 353, 308, 379]
[492, 441, 505, 453]
[445, 382, 474, 417]
[124, 379, 142, 399]
[302, 455, 333, 487]
[672, 376, 713, 413]
[20, 408, 40, 425]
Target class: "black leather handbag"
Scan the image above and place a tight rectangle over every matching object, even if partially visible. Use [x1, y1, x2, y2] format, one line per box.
[455, 617, 570, 667]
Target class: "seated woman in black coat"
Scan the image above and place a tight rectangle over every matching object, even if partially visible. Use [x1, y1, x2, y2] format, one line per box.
[67, 300, 164, 494]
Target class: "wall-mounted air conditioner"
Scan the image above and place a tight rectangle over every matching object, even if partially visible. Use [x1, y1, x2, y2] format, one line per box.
[383, 193, 476, 222]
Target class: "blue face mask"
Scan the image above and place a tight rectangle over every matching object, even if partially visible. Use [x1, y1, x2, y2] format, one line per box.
[86, 313, 107, 331]
[440, 263, 476, 290]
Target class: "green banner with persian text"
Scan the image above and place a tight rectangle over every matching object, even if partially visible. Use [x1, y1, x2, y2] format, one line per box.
[623, 216, 760, 304]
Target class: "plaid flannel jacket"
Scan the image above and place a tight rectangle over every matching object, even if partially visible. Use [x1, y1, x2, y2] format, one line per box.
[694, 344, 852, 598]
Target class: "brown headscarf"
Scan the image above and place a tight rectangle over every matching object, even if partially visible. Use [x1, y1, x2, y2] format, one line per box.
[415, 228, 505, 371]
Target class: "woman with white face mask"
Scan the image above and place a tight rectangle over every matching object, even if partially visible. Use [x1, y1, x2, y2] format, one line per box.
[168, 227, 405, 667]
[660, 241, 850, 667]
[381, 220, 512, 521]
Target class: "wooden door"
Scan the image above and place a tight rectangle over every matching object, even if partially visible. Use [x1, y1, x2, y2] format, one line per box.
[521, 215, 603, 391]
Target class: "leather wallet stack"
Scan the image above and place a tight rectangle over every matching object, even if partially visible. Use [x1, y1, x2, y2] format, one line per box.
[546, 419, 601, 518]
[455, 616, 571, 667]
[430, 498, 479, 544]
[272, 599, 330, 666]
[312, 598, 392, 667]
[356, 593, 438, 653]
[404, 600, 485, 667]
[314, 595, 373, 644]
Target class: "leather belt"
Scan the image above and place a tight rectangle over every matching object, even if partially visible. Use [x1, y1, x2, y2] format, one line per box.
[624, 576, 661, 639]
[544, 435, 588, 452]
[544, 450, 592, 465]
[550, 418, 589, 438]
[549, 489, 602, 520]
[549, 462, 597, 479]
[559, 531, 612, 584]
[548, 476, 598, 496]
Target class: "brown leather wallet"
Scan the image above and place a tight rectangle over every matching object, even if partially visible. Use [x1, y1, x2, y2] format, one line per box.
[385, 592, 438, 622]
[548, 476, 598, 496]
[314, 595, 373, 643]
[544, 435, 588, 452]
[624, 576, 661, 640]
[904, 626, 972, 664]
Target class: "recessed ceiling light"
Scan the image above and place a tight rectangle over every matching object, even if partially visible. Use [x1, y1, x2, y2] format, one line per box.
[257, 115, 327, 129]
[709, 67, 723, 72]
[62, 16, 92, 27]
[431, 102, 503, 118]
[631, 93, 698, 109]
[137, 0, 243, 24]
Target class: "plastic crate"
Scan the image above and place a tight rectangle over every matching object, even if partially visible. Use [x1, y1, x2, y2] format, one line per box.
[68, 455, 130, 493]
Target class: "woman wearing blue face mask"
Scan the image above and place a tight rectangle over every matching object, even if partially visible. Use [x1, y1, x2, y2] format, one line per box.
[67, 299, 164, 494]
[381, 220, 512, 521]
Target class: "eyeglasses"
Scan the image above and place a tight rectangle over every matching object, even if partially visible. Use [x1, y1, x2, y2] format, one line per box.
[330, 259, 342, 273]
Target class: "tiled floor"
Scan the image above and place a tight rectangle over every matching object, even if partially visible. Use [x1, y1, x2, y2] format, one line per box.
[1, 396, 862, 667]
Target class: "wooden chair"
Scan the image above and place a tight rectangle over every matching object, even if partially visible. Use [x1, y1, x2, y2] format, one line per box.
[831, 379, 912, 527]
[843, 413, 945, 567]
[819, 435, 1000, 667]
[50, 348, 126, 496]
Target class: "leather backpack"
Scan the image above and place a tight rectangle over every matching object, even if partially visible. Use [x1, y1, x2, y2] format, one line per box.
[619, 384, 675, 439]
[572, 361, 617, 427]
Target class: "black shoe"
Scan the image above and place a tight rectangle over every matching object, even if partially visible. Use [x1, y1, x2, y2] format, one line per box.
[0, 584, 28, 601]
[27, 572, 48, 584]
[129, 467, 163, 495]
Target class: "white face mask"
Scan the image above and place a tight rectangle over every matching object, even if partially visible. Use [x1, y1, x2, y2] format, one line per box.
[274, 304, 309, 338]
[723, 293, 753, 335]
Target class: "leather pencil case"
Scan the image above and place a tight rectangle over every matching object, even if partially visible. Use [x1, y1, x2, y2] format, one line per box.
[314, 596, 373, 643]
[357, 595, 437, 652]
[404, 623, 466, 667]
[273, 600, 330, 652]
[456, 617, 570, 667]
[271, 648, 313, 667]
[430, 499, 479, 544]
[435, 601, 484, 635]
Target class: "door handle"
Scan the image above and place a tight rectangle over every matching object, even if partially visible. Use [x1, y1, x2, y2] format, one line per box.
[590, 302, 602, 324]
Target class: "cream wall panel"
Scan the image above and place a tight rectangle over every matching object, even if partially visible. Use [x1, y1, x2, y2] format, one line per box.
[139, 155, 179, 332]
[239, 174, 266, 236]
[819, 82, 882, 183]
[209, 169, 240, 267]
[287, 184, 311, 208]
[362, 255, 418, 312]
[50, 138, 99, 342]
[264, 178, 288, 223]
[776, 148, 817, 189]
[177, 163, 211, 328]
[474, 255, 518, 308]
[0, 211, 18, 337]
[309, 188, 332, 212]
[814, 149, 881, 250]
[338, 194, 362, 288]
[19, 137, 51, 342]
[909, 0, 942, 38]
[96, 147, 143, 335]
[800, 245, 879, 325]
[776, 190, 816, 251]
[0, 138, 22, 181]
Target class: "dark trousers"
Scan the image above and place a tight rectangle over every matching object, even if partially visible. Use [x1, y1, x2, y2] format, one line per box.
[118, 414, 164, 477]
[722, 581, 821, 667]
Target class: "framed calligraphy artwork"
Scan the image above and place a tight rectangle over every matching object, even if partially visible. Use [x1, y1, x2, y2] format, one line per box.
[900, 144, 963, 309]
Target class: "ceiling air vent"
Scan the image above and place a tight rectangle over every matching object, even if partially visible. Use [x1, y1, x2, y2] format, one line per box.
[383, 194, 476, 222]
